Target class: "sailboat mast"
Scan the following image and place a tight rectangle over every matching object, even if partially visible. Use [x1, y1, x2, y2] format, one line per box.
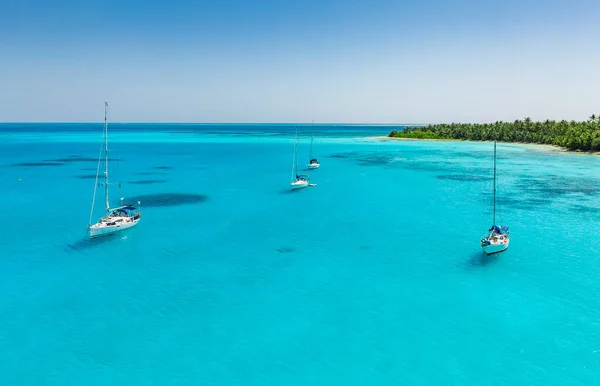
[291, 128, 297, 181]
[104, 102, 110, 216]
[310, 136, 314, 159]
[493, 140, 496, 226]
[294, 128, 299, 175]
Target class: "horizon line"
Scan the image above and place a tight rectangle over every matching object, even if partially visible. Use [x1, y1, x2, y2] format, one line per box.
[0, 122, 426, 126]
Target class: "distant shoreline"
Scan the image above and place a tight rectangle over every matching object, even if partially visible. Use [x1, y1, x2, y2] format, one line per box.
[369, 136, 600, 156]
[384, 118, 600, 153]
[371, 136, 452, 142]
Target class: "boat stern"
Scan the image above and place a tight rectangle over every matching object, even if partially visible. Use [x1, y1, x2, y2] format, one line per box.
[481, 236, 509, 255]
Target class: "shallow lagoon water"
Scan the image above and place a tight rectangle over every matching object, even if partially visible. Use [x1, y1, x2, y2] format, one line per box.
[1, 125, 600, 384]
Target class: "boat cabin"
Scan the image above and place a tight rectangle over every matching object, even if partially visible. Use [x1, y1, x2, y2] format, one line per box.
[108, 204, 140, 218]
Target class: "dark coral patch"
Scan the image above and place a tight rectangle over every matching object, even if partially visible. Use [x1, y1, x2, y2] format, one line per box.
[436, 174, 492, 182]
[128, 180, 168, 185]
[130, 193, 209, 207]
[11, 162, 64, 167]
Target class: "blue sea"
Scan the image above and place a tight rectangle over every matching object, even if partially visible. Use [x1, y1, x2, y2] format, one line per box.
[1, 123, 600, 385]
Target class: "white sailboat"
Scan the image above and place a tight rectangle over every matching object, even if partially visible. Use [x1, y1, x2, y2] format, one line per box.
[290, 128, 310, 190]
[308, 135, 320, 169]
[480, 140, 509, 254]
[88, 102, 142, 239]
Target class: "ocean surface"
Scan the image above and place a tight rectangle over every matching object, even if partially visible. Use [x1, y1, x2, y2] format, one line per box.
[1, 123, 600, 385]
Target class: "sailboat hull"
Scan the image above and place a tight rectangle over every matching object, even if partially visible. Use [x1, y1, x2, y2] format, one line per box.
[89, 216, 141, 239]
[290, 181, 309, 190]
[308, 163, 320, 169]
[482, 239, 509, 255]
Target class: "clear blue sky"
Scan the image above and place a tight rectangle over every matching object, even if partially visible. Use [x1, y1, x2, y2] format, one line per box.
[1, 0, 599, 123]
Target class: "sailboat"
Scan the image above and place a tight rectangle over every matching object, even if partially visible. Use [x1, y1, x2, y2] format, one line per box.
[88, 102, 142, 239]
[290, 128, 310, 190]
[480, 140, 509, 254]
[307, 135, 320, 169]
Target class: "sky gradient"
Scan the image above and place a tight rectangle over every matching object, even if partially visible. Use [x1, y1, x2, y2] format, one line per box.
[1, 0, 599, 123]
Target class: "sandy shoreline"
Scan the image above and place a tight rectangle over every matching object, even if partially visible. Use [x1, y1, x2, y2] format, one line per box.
[367, 136, 600, 156]
[370, 136, 452, 142]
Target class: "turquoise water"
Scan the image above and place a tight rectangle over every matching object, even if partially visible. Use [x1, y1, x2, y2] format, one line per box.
[1, 124, 600, 384]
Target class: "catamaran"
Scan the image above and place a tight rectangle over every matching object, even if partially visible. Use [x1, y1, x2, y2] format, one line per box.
[290, 128, 310, 190]
[88, 102, 142, 239]
[480, 140, 509, 254]
[308, 135, 320, 169]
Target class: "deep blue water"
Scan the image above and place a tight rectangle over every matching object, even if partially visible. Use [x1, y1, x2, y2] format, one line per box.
[1, 124, 600, 384]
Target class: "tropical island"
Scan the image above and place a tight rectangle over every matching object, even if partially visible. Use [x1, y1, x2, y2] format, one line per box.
[388, 116, 600, 152]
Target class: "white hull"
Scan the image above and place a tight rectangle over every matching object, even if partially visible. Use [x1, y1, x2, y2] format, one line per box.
[291, 181, 309, 190]
[308, 163, 320, 169]
[89, 216, 141, 239]
[482, 238, 509, 255]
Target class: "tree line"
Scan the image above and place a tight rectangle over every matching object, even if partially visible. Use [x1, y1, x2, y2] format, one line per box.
[388, 115, 600, 151]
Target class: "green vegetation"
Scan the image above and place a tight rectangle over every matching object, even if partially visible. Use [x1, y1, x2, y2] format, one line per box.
[388, 116, 600, 151]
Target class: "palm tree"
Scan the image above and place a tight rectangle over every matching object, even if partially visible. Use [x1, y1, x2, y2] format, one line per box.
[590, 114, 596, 122]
